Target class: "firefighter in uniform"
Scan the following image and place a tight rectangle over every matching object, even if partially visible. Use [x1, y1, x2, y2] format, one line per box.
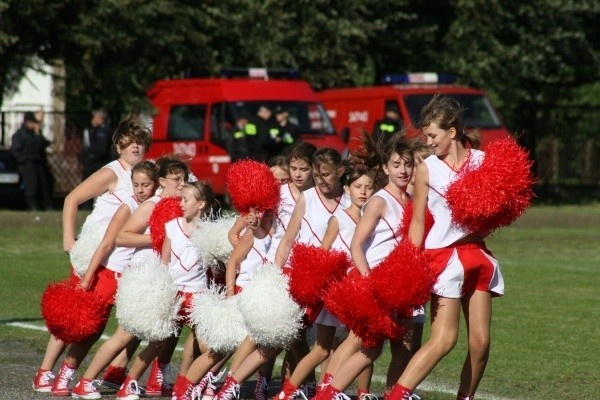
[244, 105, 280, 162]
[372, 104, 403, 145]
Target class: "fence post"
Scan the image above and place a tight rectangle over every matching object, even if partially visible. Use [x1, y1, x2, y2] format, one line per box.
[582, 139, 594, 185]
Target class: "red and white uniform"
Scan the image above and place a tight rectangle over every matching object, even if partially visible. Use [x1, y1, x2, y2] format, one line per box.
[363, 188, 405, 269]
[102, 195, 141, 274]
[423, 150, 504, 298]
[130, 195, 162, 265]
[297, 187, 350, 247]
[314, 208, 357, 328]
[83, 159, 133, 227]
[165, 217, 210, 324]
[265, 183, 297, 264]
[236, 233, 272, 292]
[71, 160, 134, 304]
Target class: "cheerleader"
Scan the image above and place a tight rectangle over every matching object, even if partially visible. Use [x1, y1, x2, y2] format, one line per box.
[274, 161, 376, 400]
[33, 114, 152, 396]
[112, 180, 221, 400]
[319, 134, 417, 400]
[214, 147, 347, 400]
[67, 155, 189, 399]
[388, 95, 506, 400]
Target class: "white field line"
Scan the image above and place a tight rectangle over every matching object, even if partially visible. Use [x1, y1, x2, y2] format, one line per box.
[4, 321, 514, 400]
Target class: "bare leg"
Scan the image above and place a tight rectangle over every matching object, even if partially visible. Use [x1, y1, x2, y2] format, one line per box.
[289, 324, 336, 387]
[127, 340, 166, 380]
[288, 328, 315, 383]
[356, 363, 373, 393]
[386, 318, 413, 391]
[324, 331, 362, 376]
[397, 295, 461, 390]
[108, 338, 142, 369]
[81, 326, 136, 380]
[233, 347, 281, 383]
[457, 291, 492, 397]
[179, 329, 200, 377]
[39, 335, 67, 371]
[63, 325, 107, 368]
[186, 346, 226, 384]
[328, 345, 382, 391]
[229, 336, 258, 373]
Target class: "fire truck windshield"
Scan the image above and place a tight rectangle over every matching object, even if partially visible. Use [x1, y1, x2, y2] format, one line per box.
[228, 101, 336, 135]
[404, 94, 502, 130]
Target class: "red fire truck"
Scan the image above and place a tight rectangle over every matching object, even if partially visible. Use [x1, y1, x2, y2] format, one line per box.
[318, 73, 511, 152]
[145, 68, 344, 195]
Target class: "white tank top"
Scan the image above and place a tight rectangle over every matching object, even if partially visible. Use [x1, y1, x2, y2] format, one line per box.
[297, 187, 350, 247]
[83, 160, 133, 228]
[236, 234, 272, 289]
[102, 195, 141, 273]
[363, 188, 406, 269]
[130, 195, 162, 265]
[265, 184, 296, 264]
[423, 149, 484, 249]
[165, 217, 208, 293]
[330, 208, 357, 255]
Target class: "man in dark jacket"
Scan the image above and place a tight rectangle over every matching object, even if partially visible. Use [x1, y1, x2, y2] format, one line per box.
[10, 111, 54, 210]
[82, 108, 113, 179]
[244, 105, 280, 162]
[372, 104, 403, 145]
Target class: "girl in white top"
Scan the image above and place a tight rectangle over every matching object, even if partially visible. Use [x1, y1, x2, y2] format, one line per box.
[211, 144, 317, 400]
[320, 134, 417, 400]
[68, 155, 189, 400]
[390, 95, 504, 400]
[33, 115, 152, 396]
[68, 161, 158, 398]
[275, 163, 376, 400]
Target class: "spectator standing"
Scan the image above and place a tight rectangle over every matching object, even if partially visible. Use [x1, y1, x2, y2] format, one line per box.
[82, 108, 113, 180]
[10, 111, 54, 210]
[244, 105, 280, 162]
[372, 104, 403, 145]
[274, 106, 300, 153]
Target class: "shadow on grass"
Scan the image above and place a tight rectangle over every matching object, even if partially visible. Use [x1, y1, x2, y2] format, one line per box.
[0, 317, 45, 324]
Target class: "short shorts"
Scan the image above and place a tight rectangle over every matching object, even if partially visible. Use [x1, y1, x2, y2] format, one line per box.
[425, 242, 504, 299]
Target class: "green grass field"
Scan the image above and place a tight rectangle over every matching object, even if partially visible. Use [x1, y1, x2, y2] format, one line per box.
[0, 205, 598, 399]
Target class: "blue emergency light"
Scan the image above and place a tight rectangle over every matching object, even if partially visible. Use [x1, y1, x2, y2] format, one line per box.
[381, 72, 456, 85]
[221, 68, 301, 80]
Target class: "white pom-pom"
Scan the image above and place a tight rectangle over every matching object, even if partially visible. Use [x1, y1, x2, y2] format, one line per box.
[191, 287, 247, 353]
[190, 214, 236, 265]
[237, 263, 304, 348]
[70, 222, 110, 277]
[116, 256, 182, 341]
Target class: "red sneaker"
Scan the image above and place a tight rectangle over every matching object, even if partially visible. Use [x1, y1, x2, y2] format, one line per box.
[144, 358, 173, 396]
[101, 365, 127, 390]
[71, 378, 101, 399]
[33, 369, 55, 392]
[51, 362, 75, 397]
[253, 370, 269, 400]
[116, 376, 141, 400]
[213, 376, 240, 400]
[171, 375, 194, 400]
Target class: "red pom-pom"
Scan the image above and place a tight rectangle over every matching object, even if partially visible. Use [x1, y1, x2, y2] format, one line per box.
[41, 280, 110, 343]
[226, 160, 281, 214]
[369, 241, 434, 312]
[288, 243, 351, 307]
[446, 139, 535, 235]
[323, 275, 403, 348]
[149, 197, 183, 254]
[399, 202, 434, 245]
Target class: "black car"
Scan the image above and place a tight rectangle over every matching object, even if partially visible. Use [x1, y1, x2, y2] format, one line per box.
[0, 148, 25, 208]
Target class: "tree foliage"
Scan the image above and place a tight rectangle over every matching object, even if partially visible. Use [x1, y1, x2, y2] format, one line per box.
[0, 0, 598, 144]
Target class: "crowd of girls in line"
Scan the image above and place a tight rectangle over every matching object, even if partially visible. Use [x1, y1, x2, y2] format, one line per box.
[34, 94, 522, 400]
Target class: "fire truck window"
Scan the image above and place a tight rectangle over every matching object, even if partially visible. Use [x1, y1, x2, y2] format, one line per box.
[210, 103, 234, 148]
[167, 105, 206, 140]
